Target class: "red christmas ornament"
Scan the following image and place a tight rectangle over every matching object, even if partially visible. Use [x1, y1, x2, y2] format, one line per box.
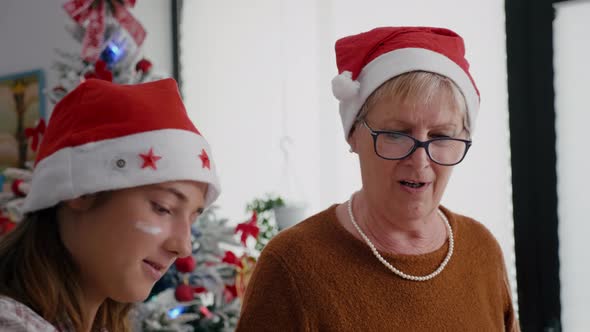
[175, 256, 196, 273]
[224, 284, 238, 302]
[235, 211, 260, 245]
[11, 179, 27, 197]
[84, 60, 113, 82]
[199, 149, 210, 170]
[135, 58, 153, 73]
[1, 222, 16, 235]
[0, 214, 16, 236]
[174, 284, 194, 302]
[140, 148, 162, 170]
[84, 72, 97, 79]
[193, 286, 207, 294]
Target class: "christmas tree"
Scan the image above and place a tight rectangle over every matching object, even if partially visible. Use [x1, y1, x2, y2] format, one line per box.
[135, 196, 284, 332]
[0, 167, 32, 240]
[48, 0, 161, 104]
[1, 0, 159, 241]
[136, 207, 244, 332]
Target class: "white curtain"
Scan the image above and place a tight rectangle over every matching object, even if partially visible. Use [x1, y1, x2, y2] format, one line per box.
[554, 2, 590, 330]
[180, 0, 517, 308]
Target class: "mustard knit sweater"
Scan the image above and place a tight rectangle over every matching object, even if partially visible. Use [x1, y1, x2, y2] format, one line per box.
[237, 205, 519, 332]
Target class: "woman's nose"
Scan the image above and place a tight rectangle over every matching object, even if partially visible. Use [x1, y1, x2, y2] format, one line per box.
[405, 145, 431, 168]
[163, 220, 193, 258]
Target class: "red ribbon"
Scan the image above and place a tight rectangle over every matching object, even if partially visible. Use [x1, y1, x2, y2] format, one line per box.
[235, 211, 260, 246]
[63, 0, 146, 63]
[24, 119, 46, 152]
[221, 251, 244, 268]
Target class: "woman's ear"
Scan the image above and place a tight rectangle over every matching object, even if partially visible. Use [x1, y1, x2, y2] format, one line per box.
[347, 125, 359, 153]
[63, 195, 97, 212]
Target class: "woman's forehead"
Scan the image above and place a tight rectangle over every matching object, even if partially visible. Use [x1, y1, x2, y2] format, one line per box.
[368, 96, 463, 124]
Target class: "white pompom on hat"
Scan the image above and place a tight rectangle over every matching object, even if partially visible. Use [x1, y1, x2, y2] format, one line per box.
[332, 26, 480, 139]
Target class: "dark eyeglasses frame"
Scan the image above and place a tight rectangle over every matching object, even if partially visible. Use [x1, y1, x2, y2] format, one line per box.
[361, 120, 472, 166]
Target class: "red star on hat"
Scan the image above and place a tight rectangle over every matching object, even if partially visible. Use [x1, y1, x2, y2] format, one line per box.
[140, 148, 162, 170]
[199, 149, 210, 169]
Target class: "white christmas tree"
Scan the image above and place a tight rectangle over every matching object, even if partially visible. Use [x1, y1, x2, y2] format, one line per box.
[135, 196, 284, 332]
[136, 207, 254, 332]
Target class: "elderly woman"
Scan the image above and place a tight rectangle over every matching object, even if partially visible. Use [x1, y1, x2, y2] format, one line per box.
[237, 27, 519, 331]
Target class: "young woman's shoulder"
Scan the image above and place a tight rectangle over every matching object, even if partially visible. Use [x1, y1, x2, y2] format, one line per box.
[0, 296, 58, 332]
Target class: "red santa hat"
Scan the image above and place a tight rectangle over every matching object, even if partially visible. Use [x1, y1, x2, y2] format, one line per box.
[332, 26, 480, 139]
[23, 78, 220, 213]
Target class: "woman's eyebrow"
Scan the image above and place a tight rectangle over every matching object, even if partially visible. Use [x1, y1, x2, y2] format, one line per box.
[152, 185, 187, 202]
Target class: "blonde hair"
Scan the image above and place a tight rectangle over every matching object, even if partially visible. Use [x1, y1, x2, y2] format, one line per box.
[0, 208, 133, 331]
[352, 71, 469, 137]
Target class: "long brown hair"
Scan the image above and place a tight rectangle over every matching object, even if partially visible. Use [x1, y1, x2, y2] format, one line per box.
[0, 207, 133, 331]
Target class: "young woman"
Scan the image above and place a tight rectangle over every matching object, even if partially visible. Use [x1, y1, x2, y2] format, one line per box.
[0, 78, 220, 332]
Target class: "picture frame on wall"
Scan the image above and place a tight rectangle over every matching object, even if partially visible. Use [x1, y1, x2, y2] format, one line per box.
[0, 69, 45, 170]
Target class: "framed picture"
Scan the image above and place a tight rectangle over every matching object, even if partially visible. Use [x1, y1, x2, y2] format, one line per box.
[0, 69, 45, 169]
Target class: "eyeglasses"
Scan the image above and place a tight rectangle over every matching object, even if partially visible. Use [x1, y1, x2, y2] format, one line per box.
[361, 121, 472, 166]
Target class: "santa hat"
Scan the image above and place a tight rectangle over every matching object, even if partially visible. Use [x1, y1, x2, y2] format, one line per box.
[332, 26, 480, 139]
[23, 78, 220, 213]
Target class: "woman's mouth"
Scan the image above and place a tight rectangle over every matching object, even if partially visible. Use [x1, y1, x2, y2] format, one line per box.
[142, 259, 165, 280]
[400, 180, 426, 188]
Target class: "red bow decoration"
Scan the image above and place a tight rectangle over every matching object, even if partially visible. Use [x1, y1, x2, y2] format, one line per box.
[221, 251, 244, 269]
[174, 284, 194, 302]
[11, 179, 28, 197]
[235, 211, 260, 246]
[63, 0, 146, 62]
[24, 119, 46, 152]
[174, 284, 208, 302]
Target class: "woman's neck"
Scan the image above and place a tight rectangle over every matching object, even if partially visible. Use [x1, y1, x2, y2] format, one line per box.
[80, 291, 103, 332]
[336, 193, 448, 255]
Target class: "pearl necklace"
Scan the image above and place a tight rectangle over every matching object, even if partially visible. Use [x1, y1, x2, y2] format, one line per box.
[347, 194, 454, 281]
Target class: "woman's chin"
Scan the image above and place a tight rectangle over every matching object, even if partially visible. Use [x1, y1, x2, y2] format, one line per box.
[111, 285, 153, 303]
[393, 200, 433, 219]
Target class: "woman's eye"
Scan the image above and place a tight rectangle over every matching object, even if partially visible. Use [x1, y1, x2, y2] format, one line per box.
[151, 202, 171, 215]
[383, 132, 405, 141]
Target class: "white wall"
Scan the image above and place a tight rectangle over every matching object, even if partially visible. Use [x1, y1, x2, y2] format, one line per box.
[554, 1, 590, 330]
[0, 0, 173, 118]
[181, 0, 517, 303]
[180, 0, 321, 221]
